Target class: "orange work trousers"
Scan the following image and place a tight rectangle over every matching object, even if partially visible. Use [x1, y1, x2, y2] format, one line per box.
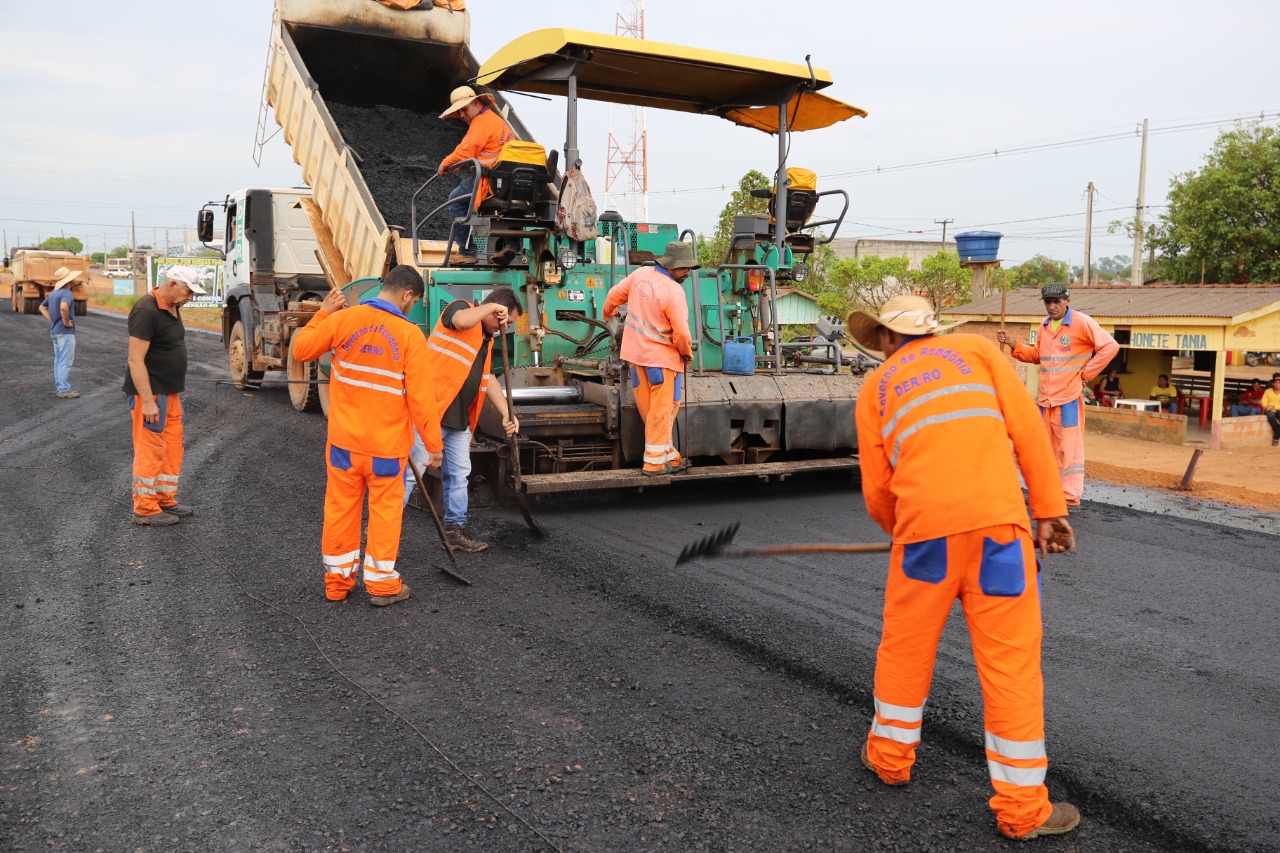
[130, 393, 184, 517]
[1041, 399, 1084, 506]
[321, 444, 406, 600]
[864, 524, 1053, 838]
[631, 365, 683, 472]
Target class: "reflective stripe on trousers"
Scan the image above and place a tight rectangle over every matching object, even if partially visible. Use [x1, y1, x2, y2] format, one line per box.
[321, 444, 406, 600]
[130, 393, 184, 516]
[864, 524, 1053, 838]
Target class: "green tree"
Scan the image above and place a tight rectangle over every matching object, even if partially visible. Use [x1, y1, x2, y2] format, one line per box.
[831, 255, 911, 312]
[908, 250, 970, 311]
[1006, 254, 1069, 290]
[1149, 122, 1280, 283]
[40, 236, 83, 254]
[109, 246, 129, 258]
[696, 169, 771, 268]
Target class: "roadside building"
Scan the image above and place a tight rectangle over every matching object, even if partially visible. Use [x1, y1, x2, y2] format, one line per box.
[828, 238, 956, 269]
[773, 286, 821, 327]
[943, 284, 1280, 449]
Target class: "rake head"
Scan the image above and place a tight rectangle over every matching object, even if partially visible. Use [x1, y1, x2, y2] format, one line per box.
[675, 522, 740, 565]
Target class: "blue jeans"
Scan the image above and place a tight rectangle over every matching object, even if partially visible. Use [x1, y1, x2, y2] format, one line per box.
[52, 333, 75, 392]
[448, 174, 477, 256]
[1230, 404, 1262, 417]
[404, 426, 472, 527]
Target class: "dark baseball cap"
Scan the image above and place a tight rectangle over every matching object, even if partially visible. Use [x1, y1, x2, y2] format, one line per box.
[1041, 284, 1069, 300]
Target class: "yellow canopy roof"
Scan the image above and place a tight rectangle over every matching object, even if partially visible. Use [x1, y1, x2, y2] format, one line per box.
[476, 28, 866, 133]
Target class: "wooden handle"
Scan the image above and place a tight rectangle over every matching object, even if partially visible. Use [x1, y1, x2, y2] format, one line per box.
[725, 543, 891, 558]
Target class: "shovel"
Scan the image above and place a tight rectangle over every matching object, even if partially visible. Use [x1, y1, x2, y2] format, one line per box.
[497, 331, 549, 539]
[406, 456, 471, 586]
[676, 522, 891, 566]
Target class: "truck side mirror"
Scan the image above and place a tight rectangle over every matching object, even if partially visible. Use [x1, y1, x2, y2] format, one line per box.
[197, 210, 214, 243]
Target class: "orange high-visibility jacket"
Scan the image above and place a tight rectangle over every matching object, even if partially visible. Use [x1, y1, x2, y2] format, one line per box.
[439, 107, 516, 209]
[856, 333, 1067, 542]
[425, 300, 493, 433]
[1010, 308, 1119, 407]
[602, 266, 693, 373]
[292, 299, 442, 458]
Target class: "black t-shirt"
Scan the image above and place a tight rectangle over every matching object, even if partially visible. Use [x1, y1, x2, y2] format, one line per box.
[440, 300, 491, 431]
[122, 292, 187, 395]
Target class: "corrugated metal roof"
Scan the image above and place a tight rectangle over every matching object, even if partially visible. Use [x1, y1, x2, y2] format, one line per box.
[944, 284, 1280, 322]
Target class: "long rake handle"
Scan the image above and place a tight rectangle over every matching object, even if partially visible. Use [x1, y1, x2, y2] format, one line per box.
[718, 543, 892, 558]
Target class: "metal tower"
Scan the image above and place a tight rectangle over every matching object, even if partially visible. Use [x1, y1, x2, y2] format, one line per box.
[605, 0, 649, 222]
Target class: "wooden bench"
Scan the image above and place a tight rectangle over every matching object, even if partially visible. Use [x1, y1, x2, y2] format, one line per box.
[1170, 374, 1261, 425]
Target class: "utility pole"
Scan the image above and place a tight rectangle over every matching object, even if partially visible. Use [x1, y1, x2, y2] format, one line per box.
[131, 211, 138, 293]
[1131, 118, 1149, 285]
[1083, 182, 1095, 286]
[935, 218, 953, 248]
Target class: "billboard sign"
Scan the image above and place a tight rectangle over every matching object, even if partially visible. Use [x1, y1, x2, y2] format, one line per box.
[147, 257, 223, 308]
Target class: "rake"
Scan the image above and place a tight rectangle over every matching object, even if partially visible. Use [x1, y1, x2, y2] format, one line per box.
[675, 522, 892, 566]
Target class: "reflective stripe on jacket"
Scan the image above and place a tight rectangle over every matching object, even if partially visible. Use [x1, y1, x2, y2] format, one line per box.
[425, 301, 492, 433]
[440, 108, 516, 209]
[292, 299, 442, 457]
[602, 265, 693, 373]
[855, 334, 1067, 542]
[1010, 308, 1119, 407]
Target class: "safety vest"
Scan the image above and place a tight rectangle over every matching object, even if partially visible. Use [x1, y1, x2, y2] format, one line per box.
[425, 300, 493, 433]
[855, 334, 1066, 543]
[440, 108, 517, 209]
[601, 265, 693, 373]
[292, 299, 442, 457]
[1010, 308, 1119, 407]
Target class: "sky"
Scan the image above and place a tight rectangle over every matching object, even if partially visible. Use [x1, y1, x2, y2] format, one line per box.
[2, 0, 1278, 271]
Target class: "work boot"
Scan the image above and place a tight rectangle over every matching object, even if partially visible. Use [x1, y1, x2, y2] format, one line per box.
[452, 253, 478, 267]
[672, 458, 692, 473]
[370, 583, 411, 607]
[133, 511, 180, 526]
[444, 526, 488, 552]
[641, 463, 672, 477]
[1007, 802, 1081, 841]
[860, 742, 909, 787]
[56, 390, 80, 399]
[161, 504, 195, 517]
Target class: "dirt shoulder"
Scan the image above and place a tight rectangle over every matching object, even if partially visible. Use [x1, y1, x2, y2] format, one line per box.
[83, 272, 221, 331]
[1087, 432, 1280, 513]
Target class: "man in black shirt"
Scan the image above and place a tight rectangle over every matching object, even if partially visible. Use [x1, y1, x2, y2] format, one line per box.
[124, 266, 205, 525]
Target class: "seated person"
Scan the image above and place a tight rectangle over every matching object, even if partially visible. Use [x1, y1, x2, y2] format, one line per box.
[1230, 379, 1266, 416]
[1149, 374, 1180, 414]
[1264, 375, 1280, 447]
[1096, 368, 1123, 407]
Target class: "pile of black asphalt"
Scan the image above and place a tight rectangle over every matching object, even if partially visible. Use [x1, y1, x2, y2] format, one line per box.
[2, 304, 1276, 852]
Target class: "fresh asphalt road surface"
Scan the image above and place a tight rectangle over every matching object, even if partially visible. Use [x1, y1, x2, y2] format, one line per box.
[2, 304, 1276, 852]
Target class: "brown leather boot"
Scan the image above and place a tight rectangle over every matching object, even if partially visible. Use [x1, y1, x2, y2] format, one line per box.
[1008, 802, 1081, 841]
[445, 526, 488, 552]
[370, 583, 411, 607]
[860, 742, 909, 787]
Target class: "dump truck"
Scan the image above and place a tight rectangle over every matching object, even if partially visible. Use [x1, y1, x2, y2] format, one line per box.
[215, 0, 870, 498]
[6, 249, 90, 316]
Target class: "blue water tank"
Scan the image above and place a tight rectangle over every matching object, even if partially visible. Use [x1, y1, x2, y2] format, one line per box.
[955, 231, 1003, 263]
[722, 336, 757, 376]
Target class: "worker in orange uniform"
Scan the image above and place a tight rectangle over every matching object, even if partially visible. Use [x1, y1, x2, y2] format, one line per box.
[438, 85, 516, 265]
[850, 295, 1079, 841]
[403, 288, 522, 553]
[602, 241, 696, 476]
[292, 265, 443, 607]
[996, 284, 1117, 506]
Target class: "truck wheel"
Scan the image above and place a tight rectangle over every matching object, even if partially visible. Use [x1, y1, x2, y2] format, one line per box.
[286, 337, 321, 413]
[317, 378, 331, 418]
[22, 294, 41, 315]
[74, 299, 88, 317]
[228, 322, 264, 389]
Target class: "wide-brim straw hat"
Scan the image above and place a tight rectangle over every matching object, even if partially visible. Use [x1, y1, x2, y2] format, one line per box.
[847, 294, 964, 350]
[654, 241, 700, 270]
[53, 266, 83, 288]
[440, 85, 495, 118]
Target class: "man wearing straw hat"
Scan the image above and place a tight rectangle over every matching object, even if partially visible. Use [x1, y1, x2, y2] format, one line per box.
[603, 242, 697, 476]
[848, 294, 1079, 841]
[38, 266, 83, 398]
[437, 85, 516, 265]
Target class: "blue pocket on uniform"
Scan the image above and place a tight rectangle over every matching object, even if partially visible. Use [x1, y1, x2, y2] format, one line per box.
[1060, 398, 1080, 428]
[674, 372, 683, 402]
[372, 456, 401, 478]
[328, 445, 353, 471]
[630, 366, 640, 388]
[901, 537, 947, 584]
[645, 366, 665, 385]
[129, 394, 168, 433]
[979, 537, 1027, 597]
